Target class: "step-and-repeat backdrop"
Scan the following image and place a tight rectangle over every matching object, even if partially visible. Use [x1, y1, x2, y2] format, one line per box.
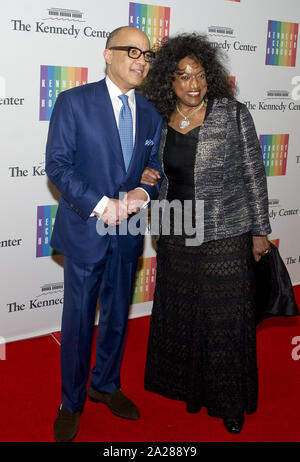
[1, 0, 299, 342]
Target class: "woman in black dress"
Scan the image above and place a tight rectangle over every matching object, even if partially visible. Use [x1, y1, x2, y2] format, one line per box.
[141, 33, 271, 433]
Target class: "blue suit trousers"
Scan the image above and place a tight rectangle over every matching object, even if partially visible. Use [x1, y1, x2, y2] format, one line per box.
[61, 236, 138, 413]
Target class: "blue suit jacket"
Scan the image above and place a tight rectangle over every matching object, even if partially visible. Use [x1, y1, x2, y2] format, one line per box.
[46, 79, 162, 263]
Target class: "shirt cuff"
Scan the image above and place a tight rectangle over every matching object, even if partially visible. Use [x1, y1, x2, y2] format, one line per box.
[135, 187, 150, 209]
[90, 196, 110, 218]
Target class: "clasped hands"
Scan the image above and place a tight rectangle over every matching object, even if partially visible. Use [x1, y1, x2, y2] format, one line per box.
[104, 169, 271, 262]
[101, 189, 148, 226]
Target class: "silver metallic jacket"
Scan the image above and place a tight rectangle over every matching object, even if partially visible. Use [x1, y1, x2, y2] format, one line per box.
[156, 98, 272, 242]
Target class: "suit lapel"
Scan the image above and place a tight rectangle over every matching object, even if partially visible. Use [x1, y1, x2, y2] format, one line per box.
[93, 80, 126, 171]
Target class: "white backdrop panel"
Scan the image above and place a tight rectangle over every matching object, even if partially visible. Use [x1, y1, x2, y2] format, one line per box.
[1, 0, 299, 342]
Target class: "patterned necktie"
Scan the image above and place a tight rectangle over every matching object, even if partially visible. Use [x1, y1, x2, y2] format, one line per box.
[118, 94, 133, 171]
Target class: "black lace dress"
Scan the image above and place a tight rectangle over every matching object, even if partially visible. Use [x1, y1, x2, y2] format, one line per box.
[144, 120, 258, 418]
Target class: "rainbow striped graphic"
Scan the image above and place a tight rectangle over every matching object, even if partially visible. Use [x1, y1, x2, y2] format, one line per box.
[39, 65, 88, 121]
[129, 2, 170, 47]
[265, 20, 298, 66]
[36, 205, 58, 257]
[270, 238, 280, 248]
[259, 134, 289, 176]
[132, 257, 156, 304]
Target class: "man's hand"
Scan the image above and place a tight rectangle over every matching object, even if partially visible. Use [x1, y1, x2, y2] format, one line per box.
[252, 235, 271, 262]
[101, 199, 128, 226]
[140, 167, 161, 186]
[123, 189, 148, 214]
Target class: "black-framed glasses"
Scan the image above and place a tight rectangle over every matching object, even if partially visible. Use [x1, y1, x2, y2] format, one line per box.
[109, 46, 155, 62]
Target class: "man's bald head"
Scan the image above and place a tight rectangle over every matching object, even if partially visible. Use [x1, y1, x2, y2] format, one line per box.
[105, 26, 150, 49]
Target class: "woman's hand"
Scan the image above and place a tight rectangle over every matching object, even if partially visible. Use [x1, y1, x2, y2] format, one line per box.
[140, 167, 161, 186]
[252, 236, 271, 262]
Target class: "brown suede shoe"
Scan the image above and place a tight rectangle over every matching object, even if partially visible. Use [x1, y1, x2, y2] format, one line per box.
[88, 386, 140, 420]
[54, 405, 81, 442]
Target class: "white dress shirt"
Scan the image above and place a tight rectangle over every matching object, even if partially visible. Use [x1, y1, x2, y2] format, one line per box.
[91, 76, 149, 218]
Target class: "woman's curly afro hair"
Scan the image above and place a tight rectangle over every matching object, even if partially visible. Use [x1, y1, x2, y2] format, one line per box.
[141, 32, 234, 120]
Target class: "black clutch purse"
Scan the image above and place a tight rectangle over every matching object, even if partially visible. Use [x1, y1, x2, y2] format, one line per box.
[254, 242, 299, 324]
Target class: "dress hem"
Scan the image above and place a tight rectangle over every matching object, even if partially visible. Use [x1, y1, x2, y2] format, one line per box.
[144, 383, 257, 418]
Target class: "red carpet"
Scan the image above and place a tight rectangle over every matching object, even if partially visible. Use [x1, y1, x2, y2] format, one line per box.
[0, 286, 300, 443]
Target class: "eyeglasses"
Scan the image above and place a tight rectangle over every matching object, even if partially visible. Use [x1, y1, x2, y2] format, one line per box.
[174, 72, 207, 82]
[109, 46, 155, 63]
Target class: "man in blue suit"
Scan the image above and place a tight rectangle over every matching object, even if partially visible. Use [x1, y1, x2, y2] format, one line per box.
[46, 26, 162, 442]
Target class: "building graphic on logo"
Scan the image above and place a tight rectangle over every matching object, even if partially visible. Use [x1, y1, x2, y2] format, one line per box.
[36, 205, 58, 257]
[208, 25, 234, 37]
[269, 198, 280, 207]
[266, 89, 289, 99]
[132, 257, 156, 304]
[46, 8, 84, 21]
[265, 20, 298, 67]
[129, 2, 170, 47]
[40, 282, 64, 294]
[259, 134, 289, 176]
[39, 65, 88, 121]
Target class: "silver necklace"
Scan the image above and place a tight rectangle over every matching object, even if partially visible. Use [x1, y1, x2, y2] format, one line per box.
[176, 100, 205, 129]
